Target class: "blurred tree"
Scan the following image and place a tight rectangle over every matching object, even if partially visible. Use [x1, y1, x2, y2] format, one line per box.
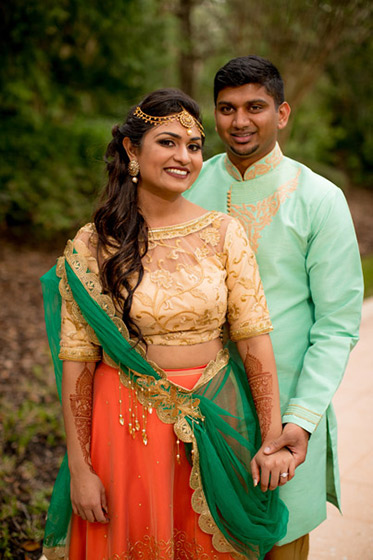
[325, 35, 373, 189]
[190, 0, 373, 183]
[174, 0, 198, 97]
[191, 1, 372, 125]
[0, 0, 177, 238]
[0, 0, 371, 240]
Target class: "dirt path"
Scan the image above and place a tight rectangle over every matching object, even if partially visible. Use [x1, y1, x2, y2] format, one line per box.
[309, 297, 373, 559]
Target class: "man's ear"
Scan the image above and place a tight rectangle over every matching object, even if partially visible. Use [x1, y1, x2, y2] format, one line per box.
[122, 137, 138, 160]
[277, 102, 291, 130]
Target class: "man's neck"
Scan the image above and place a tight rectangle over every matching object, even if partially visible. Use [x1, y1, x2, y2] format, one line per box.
[226, 145, 276, 178]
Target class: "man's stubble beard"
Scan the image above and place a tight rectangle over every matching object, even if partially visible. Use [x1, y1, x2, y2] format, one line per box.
[228, 142, 259, 158]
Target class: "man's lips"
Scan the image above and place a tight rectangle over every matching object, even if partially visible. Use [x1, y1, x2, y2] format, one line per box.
[231, 131, 256, 143]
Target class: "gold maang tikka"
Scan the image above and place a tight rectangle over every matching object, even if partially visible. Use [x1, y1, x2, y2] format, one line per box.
[133, 105, 205, 138]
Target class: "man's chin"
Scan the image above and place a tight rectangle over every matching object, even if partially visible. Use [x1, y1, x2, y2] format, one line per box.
[229, 143, 259, 158]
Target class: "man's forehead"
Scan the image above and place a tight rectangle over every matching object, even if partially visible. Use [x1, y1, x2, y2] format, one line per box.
[216, 83, 273, 105]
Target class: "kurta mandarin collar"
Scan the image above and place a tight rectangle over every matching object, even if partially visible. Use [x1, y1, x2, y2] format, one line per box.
[223, 142, 283, 181]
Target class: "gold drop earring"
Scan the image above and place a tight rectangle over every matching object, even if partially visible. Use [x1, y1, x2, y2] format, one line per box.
[128, 160, 140, 183]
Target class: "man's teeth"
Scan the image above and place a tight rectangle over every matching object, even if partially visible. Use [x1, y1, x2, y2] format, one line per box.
[167, 168, 187, 175]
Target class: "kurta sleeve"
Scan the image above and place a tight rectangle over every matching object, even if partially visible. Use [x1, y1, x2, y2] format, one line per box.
[224, 218, 273, 341]
[58, 225, 102, 362]
[282, 188, 364, 433]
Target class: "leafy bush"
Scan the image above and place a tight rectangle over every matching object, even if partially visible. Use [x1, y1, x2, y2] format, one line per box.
[0, 114, 111, 238]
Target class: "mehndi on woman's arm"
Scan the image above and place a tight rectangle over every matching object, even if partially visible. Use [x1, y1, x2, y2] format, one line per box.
[62, 360, 108, 523]
[236, 334, 295, 491]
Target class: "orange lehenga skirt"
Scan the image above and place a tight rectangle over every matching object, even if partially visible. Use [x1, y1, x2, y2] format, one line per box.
[68, 362, 234, 560]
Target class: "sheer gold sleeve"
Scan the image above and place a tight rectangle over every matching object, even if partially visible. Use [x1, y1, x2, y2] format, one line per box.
[224, 218, 273, 341]
[58, 224, 102, 362]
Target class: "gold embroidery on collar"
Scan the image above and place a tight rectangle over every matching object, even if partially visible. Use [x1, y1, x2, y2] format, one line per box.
[228, 169, 300, 252]
[224, 144, 283, 181]
[149, 211, 221, 240]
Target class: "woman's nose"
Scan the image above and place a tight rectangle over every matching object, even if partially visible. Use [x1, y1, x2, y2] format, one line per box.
[174, 144, 191, 164]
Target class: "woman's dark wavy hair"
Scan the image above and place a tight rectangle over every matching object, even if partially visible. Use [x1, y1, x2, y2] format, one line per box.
[94, 88, 204, 344]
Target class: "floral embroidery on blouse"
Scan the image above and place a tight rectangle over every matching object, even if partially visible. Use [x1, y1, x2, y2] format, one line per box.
[198, 226, 221, 247]
[59, 212, 273, 360]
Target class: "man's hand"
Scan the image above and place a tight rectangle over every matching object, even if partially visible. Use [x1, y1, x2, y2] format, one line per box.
[263, 423, 310, 468]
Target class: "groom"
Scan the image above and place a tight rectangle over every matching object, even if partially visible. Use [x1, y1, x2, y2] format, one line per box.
[185, 55, 363, 559]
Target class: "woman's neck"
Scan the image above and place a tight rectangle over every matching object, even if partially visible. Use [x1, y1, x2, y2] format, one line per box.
[137, 188, 199, 228]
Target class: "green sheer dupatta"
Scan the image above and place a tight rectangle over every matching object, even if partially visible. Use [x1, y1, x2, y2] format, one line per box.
[41, 245, 288, 560]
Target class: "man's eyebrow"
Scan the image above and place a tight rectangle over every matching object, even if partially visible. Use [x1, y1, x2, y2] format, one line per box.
[247, 98, 268, 104]
[217, 98, 269, 107]
[216, 101, 235, 107]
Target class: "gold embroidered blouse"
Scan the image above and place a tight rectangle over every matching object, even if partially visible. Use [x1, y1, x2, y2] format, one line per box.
[59, 211, 272, 361]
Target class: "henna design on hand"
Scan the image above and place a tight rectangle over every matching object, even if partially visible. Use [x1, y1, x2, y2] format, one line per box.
[244, 350, 273, 441]
[69, 364, 95, 471]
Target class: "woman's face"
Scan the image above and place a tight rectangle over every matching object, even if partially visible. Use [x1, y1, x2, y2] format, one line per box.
[132, 119, 203, 199]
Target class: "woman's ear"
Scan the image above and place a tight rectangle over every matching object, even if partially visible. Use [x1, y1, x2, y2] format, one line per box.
[122, 137, 138, 160]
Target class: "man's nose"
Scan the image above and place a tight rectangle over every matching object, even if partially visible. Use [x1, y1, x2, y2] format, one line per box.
[232, 109, 251, 129]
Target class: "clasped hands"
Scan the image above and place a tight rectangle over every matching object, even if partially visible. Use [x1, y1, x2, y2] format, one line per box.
[251, 423, 310, 492]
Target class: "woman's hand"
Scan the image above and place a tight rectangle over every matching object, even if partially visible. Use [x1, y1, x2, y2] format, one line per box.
[251, 446, 295, 492]
[70, 468, 109, 523]
[263, 423, 310, 468]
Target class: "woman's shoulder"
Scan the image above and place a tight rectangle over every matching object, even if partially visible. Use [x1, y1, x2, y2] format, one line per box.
[74, 222, 96, 240]
[73, 222, 97, 242]
[71, 223, 98, 258]
[211, 212, 247, 237]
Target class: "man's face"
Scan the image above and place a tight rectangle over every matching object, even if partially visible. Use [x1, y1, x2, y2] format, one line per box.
[215, 83, 290, 172]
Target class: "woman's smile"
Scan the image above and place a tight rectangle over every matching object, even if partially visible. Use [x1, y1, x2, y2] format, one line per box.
[164, 167, 189, 178]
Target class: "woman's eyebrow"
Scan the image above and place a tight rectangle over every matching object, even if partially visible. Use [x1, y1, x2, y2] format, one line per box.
[154, 131, 202, 141]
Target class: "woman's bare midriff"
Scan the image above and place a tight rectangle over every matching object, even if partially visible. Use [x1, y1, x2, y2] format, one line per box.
[146, 338, 224, 370]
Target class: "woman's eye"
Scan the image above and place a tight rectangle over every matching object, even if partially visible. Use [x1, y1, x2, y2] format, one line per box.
[158, 139, 174, 147]
[189, 144, 202, 152]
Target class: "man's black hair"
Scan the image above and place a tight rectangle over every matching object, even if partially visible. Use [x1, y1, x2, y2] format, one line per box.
[214, 55, 285, 108]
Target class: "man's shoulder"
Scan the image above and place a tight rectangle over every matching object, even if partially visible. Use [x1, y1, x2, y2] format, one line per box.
[284, 154, 340, 193]
[203, 152, 226, 165]
[200, 152, 227, 174]
[282, 154, 347, 210]
[185, 152, 229, 207]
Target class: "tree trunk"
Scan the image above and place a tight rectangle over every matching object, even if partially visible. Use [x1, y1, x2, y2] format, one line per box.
[176, 0, 196, 97]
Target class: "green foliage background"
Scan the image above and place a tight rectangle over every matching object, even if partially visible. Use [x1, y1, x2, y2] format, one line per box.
[1, 0, 372, 241]
[0, 2, 372, 557]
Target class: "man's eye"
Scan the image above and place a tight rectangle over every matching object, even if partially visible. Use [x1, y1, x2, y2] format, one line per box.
[251, 105, 263, 112]
[220, 106, 233, 114]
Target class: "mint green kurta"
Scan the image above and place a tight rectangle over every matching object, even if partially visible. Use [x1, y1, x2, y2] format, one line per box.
[185, 144, 364, 544]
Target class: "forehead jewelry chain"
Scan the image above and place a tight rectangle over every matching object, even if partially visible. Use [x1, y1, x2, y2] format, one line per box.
[134, 105, 205, 137]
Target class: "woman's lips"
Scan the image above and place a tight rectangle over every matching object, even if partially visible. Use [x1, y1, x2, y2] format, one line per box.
[164, 167, 189, 178]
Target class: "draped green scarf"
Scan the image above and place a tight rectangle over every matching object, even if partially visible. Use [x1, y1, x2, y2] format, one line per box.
[41, 252, 288, 560]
